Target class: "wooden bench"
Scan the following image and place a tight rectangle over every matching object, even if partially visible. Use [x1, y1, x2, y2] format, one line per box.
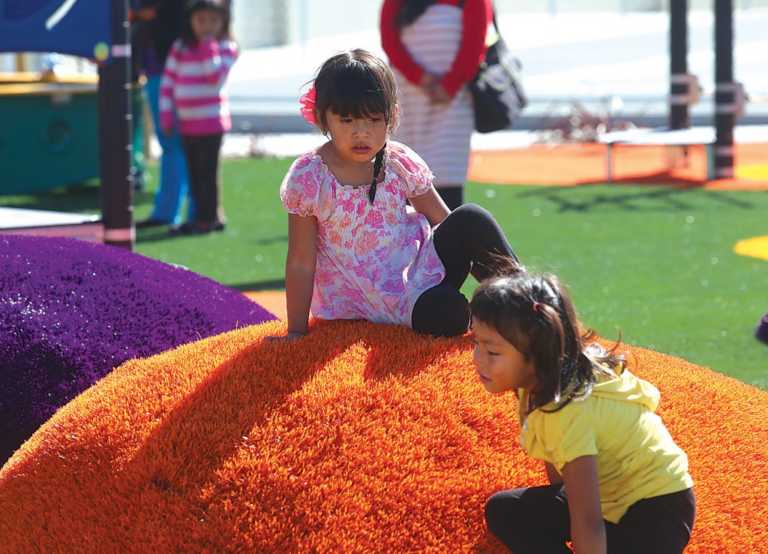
[598, 126, 715, 182]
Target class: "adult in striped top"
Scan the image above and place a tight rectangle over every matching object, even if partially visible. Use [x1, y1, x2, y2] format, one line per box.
[160, 0, 238, 234]
[381, 0, 492, 210]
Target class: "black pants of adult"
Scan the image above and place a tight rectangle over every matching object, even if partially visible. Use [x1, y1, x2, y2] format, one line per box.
[411, 203, 519, 337]
[485, 484, 696, 554]
[181, 133, 224, 224]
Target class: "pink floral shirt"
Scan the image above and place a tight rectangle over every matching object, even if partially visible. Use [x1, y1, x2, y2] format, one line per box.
[280, 142, 447, 327]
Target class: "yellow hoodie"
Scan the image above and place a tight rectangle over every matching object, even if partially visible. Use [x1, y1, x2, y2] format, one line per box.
[519, 366, 694, 523]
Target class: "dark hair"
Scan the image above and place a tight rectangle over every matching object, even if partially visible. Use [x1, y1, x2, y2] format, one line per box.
[470, 272, 624, 414]
[397, 0, 437, 27]
[312, 49, 399, 204]
[181, 0, 232, 47]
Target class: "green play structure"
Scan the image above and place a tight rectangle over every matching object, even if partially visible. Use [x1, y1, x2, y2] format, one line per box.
[0, 73, 99, 194]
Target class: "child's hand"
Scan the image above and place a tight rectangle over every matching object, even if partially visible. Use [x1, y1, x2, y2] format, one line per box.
[267, 331, 306, 342]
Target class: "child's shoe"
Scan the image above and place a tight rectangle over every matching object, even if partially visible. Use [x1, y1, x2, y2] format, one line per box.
[756, 313, 768, 345]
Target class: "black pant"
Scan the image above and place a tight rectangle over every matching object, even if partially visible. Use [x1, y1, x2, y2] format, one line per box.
[181, 133, 224, 224]
[485, 484, 696, 554]
[411, 203, 519, 337]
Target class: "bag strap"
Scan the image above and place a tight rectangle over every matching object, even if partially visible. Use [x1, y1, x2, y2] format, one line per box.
[458, 0, 500, 36]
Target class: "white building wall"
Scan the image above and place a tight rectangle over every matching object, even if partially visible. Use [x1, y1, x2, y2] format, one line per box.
[245, 0, 768, 49]
[231, 0, 288, 48]
[285, 0, 381, 45]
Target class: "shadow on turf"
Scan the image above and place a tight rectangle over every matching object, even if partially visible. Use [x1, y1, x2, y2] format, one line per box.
[231, 278, 286, 292]
[1, 181, 108, 213]
[514, 181, 756, 213]
[135, 230, 288, 245]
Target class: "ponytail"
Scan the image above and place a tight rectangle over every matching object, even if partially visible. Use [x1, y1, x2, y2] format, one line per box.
[470, 273, 625, 415]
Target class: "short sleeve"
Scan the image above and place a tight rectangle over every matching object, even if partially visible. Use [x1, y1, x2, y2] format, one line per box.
[521, 400, 598, 472]
[279, 154, 321, 217]
[388, 142, 435, 198]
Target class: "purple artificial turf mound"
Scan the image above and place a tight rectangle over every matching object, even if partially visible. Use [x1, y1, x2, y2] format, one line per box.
[0, 235, 275, 465]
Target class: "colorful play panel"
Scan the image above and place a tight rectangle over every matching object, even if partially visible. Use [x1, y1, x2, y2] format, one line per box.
[1, 320, 765, 552]
[0, 235, 275, 464]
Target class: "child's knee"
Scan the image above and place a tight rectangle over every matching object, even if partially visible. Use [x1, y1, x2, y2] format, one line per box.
[430, 298, 469, 337]
[454, 202, 490, 221]
[412, 287, 469, 337]
[485, 492, 513, 534]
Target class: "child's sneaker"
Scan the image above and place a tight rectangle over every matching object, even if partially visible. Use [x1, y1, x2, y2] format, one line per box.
[756, 313, 768, 345]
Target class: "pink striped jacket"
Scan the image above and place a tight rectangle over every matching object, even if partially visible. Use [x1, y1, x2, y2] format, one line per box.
[159, 38, 238, 136]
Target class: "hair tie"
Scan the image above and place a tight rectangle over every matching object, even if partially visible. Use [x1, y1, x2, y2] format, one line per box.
[532, 301, 543, 313]
[299, 86, 317, 125]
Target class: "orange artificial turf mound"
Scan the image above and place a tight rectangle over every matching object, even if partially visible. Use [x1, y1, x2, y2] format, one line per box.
[0, 320, 766, 552]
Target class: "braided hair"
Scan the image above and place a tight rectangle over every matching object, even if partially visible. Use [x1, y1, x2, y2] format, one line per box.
[313, 50, 398, 137]
[310, 50, 398, 205]
[368, 146, 387, 204]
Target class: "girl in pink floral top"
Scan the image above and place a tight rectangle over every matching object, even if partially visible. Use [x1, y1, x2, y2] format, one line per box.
[274, 49, 521, 340]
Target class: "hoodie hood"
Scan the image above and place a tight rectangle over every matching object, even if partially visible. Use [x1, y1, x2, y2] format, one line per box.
[590, 366, 660, 413]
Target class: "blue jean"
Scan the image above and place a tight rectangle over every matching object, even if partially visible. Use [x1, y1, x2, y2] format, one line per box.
[144, 75, 194, 224]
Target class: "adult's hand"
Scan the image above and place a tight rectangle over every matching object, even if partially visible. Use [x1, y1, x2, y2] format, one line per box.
[421, 73, 452, 105]
[429, 83, 452, 105]
[419, 73, 439, 98]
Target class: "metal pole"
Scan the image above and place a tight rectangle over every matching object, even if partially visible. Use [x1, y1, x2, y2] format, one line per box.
[713, 0, 735, 179]
[669, 0, 689, 129]
[98, 0, 134, 249]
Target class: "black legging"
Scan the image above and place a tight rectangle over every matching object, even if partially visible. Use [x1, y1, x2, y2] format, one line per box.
[485, 484, 695, 554]
[182, 132, 224, 225]
[411, 203, 519, 337]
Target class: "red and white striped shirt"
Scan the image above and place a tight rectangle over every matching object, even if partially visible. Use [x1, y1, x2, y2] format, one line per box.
[380, 0, 491, 96]
[159, 38, 238, 136]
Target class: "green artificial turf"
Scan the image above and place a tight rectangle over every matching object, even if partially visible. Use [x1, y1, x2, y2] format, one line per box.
[3, 156, 766, 387]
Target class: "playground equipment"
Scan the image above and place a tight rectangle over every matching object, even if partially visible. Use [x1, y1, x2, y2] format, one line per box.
[0, 72, 99, 194]
[600, 0, 741, 182]
[0, 0, 133, 249]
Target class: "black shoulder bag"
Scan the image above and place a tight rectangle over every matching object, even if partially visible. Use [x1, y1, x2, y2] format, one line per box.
[466, 2, 528, 133]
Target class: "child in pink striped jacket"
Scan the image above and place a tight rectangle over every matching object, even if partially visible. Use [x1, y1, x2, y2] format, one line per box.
[160, 0, 238, 234]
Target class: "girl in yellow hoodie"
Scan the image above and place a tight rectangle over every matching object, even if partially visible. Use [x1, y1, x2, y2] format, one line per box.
[471, 272, 695, 554]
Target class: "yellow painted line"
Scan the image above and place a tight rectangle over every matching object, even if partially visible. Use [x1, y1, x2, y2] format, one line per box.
[734, 235, 768, 261]
[736, 164, 768, 181]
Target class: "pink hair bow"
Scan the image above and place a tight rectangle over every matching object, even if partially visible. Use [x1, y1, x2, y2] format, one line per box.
[299, 86, 318, 126]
